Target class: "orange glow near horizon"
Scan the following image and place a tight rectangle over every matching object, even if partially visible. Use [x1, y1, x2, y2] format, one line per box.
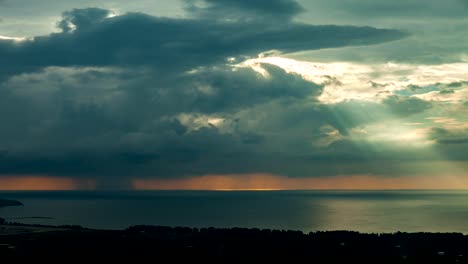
[0, 176, 96, 191]
[133, 174, 468, 191]
[1, 174, 468, 191]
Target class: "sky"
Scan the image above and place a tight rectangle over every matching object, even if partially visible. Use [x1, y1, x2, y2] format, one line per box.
[0, 0, 467, 190]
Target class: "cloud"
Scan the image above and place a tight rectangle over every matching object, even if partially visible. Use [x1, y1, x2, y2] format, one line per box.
[243, 57, 468, 105]
[0, 7, 406, 81]
[300, 0, 468, 20]
[186, 0, 304, 21]
[9, 7, 468, 188]
[0, 65, 321, 179]
[0, 59, 465, 186]
[58, 8, 112, 32]
[428, 126, 468, 162]
[0, 63, 429, 181]
[438, 138, 468, 144]
[430, 127, 468, 145]
[382, 95, 432, 117]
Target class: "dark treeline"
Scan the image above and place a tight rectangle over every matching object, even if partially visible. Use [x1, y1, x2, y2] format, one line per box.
[1, 224, 468, 263]
[0, 217, 85, 230]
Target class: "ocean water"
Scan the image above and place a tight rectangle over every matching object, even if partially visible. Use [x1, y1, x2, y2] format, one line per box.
[1, 190, 468, 233]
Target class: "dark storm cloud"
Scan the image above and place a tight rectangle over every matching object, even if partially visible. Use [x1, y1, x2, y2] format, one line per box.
[0, 4, 418, 185]
[0, 7, 406, 80]
[0, 63, 430, 180]
[180, 64, 321, 113]
[0, 65, 322, 178]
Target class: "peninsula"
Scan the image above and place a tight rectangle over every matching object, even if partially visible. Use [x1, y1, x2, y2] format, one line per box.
[0, 199, 23, 208]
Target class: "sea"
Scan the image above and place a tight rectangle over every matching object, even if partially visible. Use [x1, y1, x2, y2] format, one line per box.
[1, 190, 468, 234]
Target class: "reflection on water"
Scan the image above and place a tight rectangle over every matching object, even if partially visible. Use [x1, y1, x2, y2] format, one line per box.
[1, 190, 468, 233]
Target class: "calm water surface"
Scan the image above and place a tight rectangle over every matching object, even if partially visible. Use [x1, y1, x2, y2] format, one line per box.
[1, 190, 468, 233]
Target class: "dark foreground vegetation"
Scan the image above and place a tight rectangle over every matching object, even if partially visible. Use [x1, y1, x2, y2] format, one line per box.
[1, 222, 468, 263]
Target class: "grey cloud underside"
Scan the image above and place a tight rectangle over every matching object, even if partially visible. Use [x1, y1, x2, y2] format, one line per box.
[0, 65, 445, 179]
[0, 7, 406, 80]
[0, 6, 434, 182]
[0, 66, 322, 177]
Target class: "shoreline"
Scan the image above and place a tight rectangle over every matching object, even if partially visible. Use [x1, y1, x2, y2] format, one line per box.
[1, 221, 468, 236]
[0, 198, 23, 208]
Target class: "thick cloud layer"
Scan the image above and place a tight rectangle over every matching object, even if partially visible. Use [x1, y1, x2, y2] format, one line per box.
[2, 1, 465, 188]
[0, 6, 405, 81]
[0, 61, 458, 182]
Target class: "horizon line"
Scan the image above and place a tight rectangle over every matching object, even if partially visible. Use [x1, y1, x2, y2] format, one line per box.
[2, 188, 468, 192]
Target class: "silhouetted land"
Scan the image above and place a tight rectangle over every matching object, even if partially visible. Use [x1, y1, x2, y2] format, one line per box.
[1, 221, 468, 263]
[0, 198, 23, 208]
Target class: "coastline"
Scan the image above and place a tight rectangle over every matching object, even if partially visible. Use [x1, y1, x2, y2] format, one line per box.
[0, 199, 23, 208]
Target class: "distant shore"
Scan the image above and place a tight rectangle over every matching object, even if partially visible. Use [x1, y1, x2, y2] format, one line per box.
[0, 198, 23, 208]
